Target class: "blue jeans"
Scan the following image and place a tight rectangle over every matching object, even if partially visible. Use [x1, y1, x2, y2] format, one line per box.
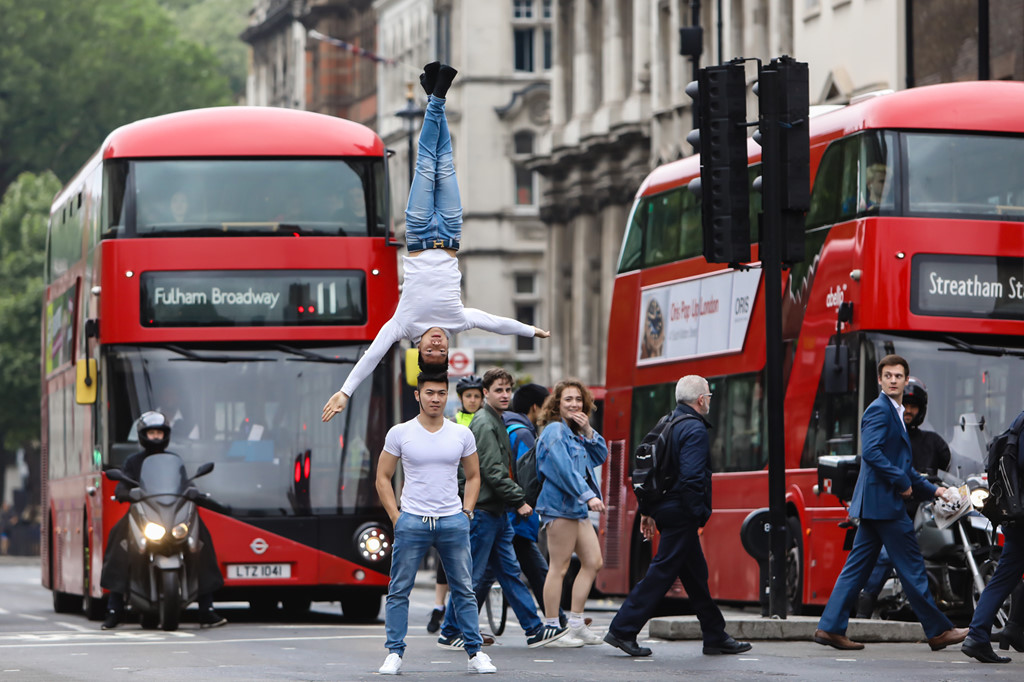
[475, 535, 565, 623]
[441, 509, 543, 638]
[385, 511, 481, 656]
[969, 525, 1024, 643]
[818, 516, 954, 639]
[405, 95, 462, 251]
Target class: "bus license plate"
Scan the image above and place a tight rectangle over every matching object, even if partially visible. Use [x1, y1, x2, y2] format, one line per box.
[227, 563, 291, 579]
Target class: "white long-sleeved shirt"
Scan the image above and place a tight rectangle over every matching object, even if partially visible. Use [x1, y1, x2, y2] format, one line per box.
[340, 249, 534, 397]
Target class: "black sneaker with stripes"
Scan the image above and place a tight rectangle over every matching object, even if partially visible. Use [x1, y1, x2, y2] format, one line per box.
[526, 624, 569, 648]
[436, 634, 467, 650]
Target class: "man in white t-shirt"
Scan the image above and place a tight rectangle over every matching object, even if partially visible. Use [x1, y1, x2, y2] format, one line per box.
[375, 370, 496, 675]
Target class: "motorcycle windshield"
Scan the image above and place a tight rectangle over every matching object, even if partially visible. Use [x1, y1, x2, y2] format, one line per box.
[103, 343, 392, 516]
[137, 453, 189, 497]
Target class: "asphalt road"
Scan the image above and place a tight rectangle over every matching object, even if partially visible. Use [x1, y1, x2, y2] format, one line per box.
[1, 557, 1022, 681]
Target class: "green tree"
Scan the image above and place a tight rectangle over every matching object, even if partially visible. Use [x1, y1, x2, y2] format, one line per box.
[0, 171, 61, 498]
[0, 0, 232, 194]
[160, 0, 253, 99]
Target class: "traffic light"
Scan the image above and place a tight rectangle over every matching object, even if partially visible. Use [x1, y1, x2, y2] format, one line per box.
[756, 56, 809, 263]
[686, 62, 751, 264]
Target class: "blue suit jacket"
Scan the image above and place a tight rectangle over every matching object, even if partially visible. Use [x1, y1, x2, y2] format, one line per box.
[849, 392, 937, 520]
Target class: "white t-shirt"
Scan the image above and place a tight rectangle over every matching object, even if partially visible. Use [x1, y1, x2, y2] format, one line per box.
[340, 250, 534, 397]
[383, 417, 477, 517]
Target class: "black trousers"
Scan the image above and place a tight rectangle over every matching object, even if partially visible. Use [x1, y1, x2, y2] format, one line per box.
[608, 517, 727, 645]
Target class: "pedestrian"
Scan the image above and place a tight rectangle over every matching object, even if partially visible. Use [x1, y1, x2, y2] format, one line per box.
[375, 370, 495, 675]
[437, 368, 568, 650]
[534, 379, 607, 647]
[856, 378, 950, 618]
[814, 354, 967, 651]
[428, 374, 487, 633]
[321, 63, 548, 424]
[962, 408, 1024, 663]
[604, 375, 751, 657]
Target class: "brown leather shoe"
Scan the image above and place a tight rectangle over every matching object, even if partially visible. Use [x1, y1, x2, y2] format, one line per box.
[814, 629, 865, 650]
[482, 634, 495, 646]
[929, 627, 968, 651]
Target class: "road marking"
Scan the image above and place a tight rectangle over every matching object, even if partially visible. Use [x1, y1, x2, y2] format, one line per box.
[738, 657, 759, 661]
[0, 607, 9, 614]
[532, 659, 554, 663]
[836, 658, 858, 662]
[55, 620, 95, 632]
[0, 632, 385, 649]
[70, 652, 88, 656]
[282, 647, 296, 650]
[430, 660, 451, 664]
[18, 614, 47, 621]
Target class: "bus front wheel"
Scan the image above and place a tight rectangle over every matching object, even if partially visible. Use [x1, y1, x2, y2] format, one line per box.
[341, 592, 381, 622]
[786, 517, 804, 615]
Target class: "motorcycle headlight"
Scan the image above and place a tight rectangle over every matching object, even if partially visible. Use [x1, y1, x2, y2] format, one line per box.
[143, 522, 167, 541]
[971, 488, 990, 510]
[171, 522, 189, 540]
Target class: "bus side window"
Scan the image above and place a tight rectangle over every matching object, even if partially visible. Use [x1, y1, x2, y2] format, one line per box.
[806, 136, 859, 230]
[618, 197, 648, 272]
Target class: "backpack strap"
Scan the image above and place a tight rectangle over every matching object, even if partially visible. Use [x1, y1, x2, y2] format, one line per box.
[507, 423, 529, 435]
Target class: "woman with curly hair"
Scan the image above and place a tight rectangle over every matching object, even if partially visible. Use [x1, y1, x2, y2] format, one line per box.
[534, 379, 608, 647]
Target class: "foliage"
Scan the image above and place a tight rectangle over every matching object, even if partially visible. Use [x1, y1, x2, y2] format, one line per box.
[0, 171, 61, 453]
[160, 0, 253, 99]
[0, 0, 232, 194]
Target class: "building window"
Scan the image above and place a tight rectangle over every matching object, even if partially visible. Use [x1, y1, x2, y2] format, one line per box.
[513, 0, 553, 72]
[512, 131, 537, 206]
[515, 302, 538, 353]
[435, 7, 451, 65]
[515, 273, 536, 295]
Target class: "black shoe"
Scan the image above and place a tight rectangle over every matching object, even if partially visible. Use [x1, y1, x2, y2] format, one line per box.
[427, 606, 445, 634]
[703, 636, 752, 655]
[996, 621, 1024, 652]
[603, 631, 652, 657]
[199, 609, 227, 628]
[420, 61, 440, 96]
[526, 624, 568, 648]
[101, 609, 122, 630]
[962, 637, 1011, 663]
[433, 65, 458, 99]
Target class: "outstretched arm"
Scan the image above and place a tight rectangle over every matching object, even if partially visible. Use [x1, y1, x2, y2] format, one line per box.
[462, 307, 549, 338]
[322, 317, 404, 422]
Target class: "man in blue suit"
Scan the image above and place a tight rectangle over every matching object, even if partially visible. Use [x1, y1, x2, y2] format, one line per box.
[814, 354, 968, 651]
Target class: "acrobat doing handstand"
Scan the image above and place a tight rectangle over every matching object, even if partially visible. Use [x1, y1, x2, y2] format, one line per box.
[322, 63, 548, 422]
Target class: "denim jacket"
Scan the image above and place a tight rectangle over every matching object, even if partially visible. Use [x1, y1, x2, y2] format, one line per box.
[535, 420, 608, 520]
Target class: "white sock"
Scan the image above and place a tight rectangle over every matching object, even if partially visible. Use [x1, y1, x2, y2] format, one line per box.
[433, 604, 444, 611]
[544, 617, 559, 628]
[568, 612, 584, 628]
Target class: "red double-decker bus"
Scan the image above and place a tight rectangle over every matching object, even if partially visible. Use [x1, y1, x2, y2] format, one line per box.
[42, 107, 400, 621]
[597, 81, 1024, 611]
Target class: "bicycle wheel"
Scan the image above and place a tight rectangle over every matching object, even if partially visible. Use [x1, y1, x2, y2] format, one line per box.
[484, 585, 507, 636]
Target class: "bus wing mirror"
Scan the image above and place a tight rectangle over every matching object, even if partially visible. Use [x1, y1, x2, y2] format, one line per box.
[823, 344, 850, 394]
[76, 359, 98, 404]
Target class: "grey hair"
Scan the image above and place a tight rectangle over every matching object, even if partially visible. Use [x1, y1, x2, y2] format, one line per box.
[675, 375, 708, 405]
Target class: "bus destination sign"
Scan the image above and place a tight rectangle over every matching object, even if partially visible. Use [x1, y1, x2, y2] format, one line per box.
[141, 270, 366, 327]
[911, 254, 1024, 319]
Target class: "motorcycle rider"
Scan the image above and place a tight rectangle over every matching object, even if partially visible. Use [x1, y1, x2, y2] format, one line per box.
[855, 379, 951, 619]
[100, 411, 226, 630]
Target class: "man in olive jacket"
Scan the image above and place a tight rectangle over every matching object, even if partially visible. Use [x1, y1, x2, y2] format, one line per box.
[438, 368, 567, 648]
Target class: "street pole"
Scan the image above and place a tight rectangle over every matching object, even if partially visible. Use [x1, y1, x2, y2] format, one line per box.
[395, 82, 424, 191]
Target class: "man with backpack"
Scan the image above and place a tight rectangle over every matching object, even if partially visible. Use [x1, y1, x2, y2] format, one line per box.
[604, 375, 751, 657]
[962, 409, 1024, 663]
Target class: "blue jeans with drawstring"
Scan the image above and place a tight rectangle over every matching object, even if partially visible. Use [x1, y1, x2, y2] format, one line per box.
[405, 95, 462, 252]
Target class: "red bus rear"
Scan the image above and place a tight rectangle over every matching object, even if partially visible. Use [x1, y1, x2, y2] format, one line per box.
[42, 107, 399, 620]
[598, 81, 1024, 611]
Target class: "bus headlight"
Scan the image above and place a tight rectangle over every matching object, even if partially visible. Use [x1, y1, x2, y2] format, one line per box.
[971, 487, 990, 510]
[355, 525, 391, 562]
[143, 522, 167, 541]
[171, 523, 189, 539]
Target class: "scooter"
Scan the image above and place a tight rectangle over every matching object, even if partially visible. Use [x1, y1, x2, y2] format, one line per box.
[107, 453, 215, 631]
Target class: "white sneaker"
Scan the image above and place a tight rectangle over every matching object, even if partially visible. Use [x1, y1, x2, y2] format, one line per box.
[378, 653, 402, 675]
[569, 623, 604, 645]
[544, 633, 585, 647]
[467, 652, 497, 673]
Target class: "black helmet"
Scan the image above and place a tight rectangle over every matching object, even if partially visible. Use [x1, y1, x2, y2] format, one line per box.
[136, 411, 171, 454]
[456, 375, 483, 396]
[903, 378, 928, 427]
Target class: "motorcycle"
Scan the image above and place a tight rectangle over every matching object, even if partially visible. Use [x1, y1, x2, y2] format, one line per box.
[107, 453, 215, 631]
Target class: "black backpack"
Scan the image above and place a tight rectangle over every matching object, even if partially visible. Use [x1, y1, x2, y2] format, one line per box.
[631, 412, 699, 508]
[982, 410, 1024, 525]
[516, 444, 542, 508]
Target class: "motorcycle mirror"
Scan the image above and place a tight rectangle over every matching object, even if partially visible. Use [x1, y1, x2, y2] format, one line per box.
[128, 488, 144, 503]
[106, 469, 141, 488]
[193, 462, 215, 479]
[185, 487, 200, 501]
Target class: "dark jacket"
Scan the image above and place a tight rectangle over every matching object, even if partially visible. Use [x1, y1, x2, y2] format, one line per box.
[849, 392, 936, 520]
[908, 426, 951, 477]
[503, 411, 540, 540]
[468, 403, 526, 515]
[653, 402, 714, 527]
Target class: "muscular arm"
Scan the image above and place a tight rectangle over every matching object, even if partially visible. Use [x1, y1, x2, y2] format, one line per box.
[462, 453, 481, 511]
[375, 451, 401, 525]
